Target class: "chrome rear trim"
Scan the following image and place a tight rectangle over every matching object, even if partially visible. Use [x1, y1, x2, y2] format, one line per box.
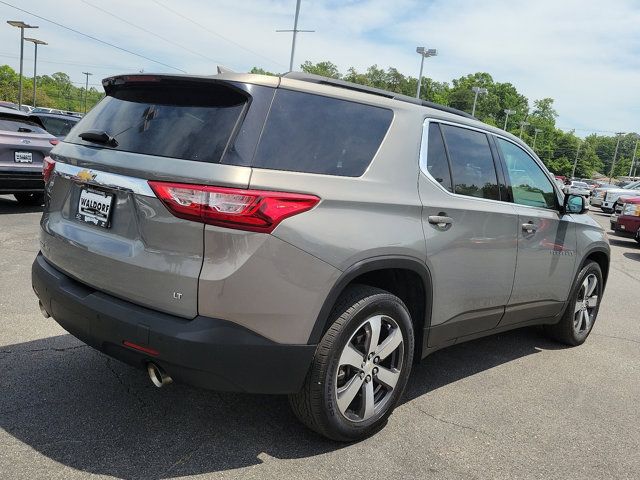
[54, 162, 155, 197]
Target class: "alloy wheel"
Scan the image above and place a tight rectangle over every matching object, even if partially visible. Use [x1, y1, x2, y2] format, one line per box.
[334, 315, 404, 422]
[574, 273, 599, 335]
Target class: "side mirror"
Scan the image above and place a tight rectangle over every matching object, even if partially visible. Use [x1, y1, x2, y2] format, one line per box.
[564, 194, 588, 214]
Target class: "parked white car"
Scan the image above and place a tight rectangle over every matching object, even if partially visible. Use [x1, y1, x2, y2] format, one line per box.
[600, 180, 640, 213]
[564, 181, 591, 197]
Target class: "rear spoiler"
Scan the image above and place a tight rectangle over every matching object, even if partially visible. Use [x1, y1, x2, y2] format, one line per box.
[0, 110, 46, 129]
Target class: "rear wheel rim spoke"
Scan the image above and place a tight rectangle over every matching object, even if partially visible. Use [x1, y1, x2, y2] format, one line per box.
[573, 273, 598, 334]
[334, 314, 404, 422]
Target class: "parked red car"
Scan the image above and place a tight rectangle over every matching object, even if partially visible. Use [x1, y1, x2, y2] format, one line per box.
[610, 195, 640, 243]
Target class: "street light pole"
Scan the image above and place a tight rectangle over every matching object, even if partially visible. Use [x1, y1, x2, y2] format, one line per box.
[415, 47, 437, 99]
[628, 138, 638, 178]
[82, 72, 92, 114]
[519, 121, 529, 139]
[571, 141, 582, 179]
[24, 38, 47, 108]
[503, 109, 515, 130]
[608, 132, 625, 183]
[276, 0, 314, 71]
[532, 128, 542, 151]
[7, 21, 38, 109]
[471, 87, 487, 117]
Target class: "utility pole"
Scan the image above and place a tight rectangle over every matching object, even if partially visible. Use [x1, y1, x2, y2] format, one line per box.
[628, 137, 638, 178]
[532, 128, 542, 151]
[471, 86, 487, 117]
[82, 72, 92, 113]
[7, 21, 38, 108]
[503, 109, 515, 130]
[415, 47, 437, 98]
[608, 132, 625, 183]
[519, 120, 529, 139]
[24, 38, 47, 107]
[276, 0, 314, 71]
[571, 141, 582, 179]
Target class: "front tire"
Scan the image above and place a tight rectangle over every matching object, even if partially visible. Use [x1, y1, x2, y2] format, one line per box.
[14, 192, 44, 206]
[544, 261, 603, 346]
[289, 285, 414, 441]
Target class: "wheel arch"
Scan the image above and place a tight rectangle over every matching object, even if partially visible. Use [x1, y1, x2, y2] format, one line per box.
[579, 247, 610, 290]
[308, 256, 433, 358]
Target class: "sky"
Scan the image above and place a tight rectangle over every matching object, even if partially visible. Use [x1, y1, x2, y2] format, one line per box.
[0, 0, 639, 136]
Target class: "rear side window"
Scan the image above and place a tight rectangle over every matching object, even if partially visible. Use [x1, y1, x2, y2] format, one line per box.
[37, 116, 78, 137]
[424, 123, 452, 191]
[440, 124, 500, 201]
[0, 116, 48, 134]
[68, 82, 248, 163]
[253, 89, 393, 176]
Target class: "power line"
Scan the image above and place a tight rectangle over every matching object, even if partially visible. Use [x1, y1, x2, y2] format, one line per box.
[80, 0, 228, 67]
[0, 52, 135, 71]
[0, 0, 186, 72]
[150, 0, 287, 69]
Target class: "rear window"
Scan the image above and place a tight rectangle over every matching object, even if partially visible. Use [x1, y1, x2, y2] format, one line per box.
[37, 116, 78, 137]
[0, 116, 48, 134]
[252, 89, 393, 176]
[68, 81, 248, 163]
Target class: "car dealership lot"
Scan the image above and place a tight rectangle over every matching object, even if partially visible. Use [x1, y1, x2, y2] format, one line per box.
[1, 196, 639, 480]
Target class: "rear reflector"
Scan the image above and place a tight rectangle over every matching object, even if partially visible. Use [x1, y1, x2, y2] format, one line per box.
[49, 139, 59, 146]
[42, 156, 55, 183]
[148, 181, 320, 233]
[123, 341, 159, 356]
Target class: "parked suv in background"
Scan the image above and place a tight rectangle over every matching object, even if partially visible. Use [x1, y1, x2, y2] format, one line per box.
[32, 73, 610, 441]
[0, 106, 56, 205]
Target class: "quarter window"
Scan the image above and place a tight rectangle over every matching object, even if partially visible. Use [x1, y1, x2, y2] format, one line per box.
[253, 89, 393, 176]
[440, 124, 500, 201]
[497, 138, 556, 209]
[424, 123, 453, 192]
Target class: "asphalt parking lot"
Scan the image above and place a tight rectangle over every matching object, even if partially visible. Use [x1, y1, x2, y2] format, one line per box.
[1, 195, 639, 480]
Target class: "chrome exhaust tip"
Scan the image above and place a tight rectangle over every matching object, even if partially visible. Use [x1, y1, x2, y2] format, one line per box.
[147, 362, 172, 388]
[39, 301, 51, 319]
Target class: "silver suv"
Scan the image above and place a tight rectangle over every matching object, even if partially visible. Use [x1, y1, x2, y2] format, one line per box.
[32, 72, 609, 441]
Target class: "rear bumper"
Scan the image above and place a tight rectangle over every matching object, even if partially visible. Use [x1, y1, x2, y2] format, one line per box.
[589, 197, 603, 206]
[32, 253, 315, 394]
[0, 171, 43, 193]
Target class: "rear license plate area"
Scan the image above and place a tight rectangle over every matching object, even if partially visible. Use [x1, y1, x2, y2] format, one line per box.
[76, 187, 114, 228]
[14, 151, 33, 163]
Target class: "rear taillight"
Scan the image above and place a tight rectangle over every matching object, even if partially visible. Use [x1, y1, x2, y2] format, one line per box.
[42, 156, 55, 183]
[49, 139, 59, 146]
[148, 181, 320, 233]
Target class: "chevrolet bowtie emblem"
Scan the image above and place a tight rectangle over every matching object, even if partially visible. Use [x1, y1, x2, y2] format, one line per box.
[75, 169, 96, 182]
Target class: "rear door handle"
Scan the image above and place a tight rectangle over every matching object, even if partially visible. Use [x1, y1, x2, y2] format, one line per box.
[522, 222, 537, 234]
[428, 215, 453, 229]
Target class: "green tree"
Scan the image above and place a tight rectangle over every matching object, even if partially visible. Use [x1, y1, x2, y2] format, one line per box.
[249, 67, 278, 76]
[300, 61, 341, 79]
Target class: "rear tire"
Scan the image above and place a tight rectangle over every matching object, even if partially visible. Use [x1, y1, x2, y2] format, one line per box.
[544, 261, 603, 346]
[14, 192, 44, 206]
[289, 285, 414, 441]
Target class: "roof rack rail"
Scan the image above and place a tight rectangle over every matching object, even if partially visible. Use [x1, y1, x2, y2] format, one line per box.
[283, 72, 474, 119]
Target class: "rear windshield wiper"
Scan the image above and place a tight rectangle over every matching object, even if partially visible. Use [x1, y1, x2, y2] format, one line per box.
[18, 127, 34, 133]
[79, 130, 118, 147]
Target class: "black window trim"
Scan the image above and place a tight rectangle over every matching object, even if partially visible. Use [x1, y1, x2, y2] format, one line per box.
[419, 118, 505, 203]
[492, 134, 563, 212]
[420, 118, 564, 210]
